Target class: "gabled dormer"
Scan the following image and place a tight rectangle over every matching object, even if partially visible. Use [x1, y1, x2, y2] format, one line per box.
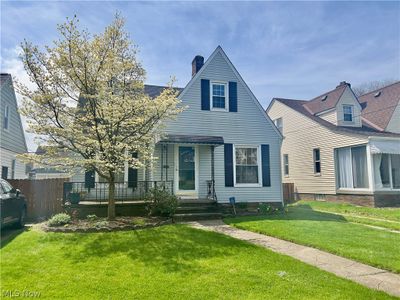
[305, 81, 362, 128]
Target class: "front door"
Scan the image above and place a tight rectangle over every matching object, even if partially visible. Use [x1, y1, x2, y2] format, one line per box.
[175, 145, 198, 197]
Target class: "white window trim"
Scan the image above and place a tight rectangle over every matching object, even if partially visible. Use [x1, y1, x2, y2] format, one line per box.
[335, 144, 372, 191]
[374, 153, 400, 191]
[342, 104, 354, 123]
[3, 105, 9, 131]
[274, 118, 283, 133]
[233, 144, 262, 187]
[313, 148, 321, 175]
[210, 81, 229, 112]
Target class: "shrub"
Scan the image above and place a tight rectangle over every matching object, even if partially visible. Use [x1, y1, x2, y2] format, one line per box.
[47, 213, 71, 227]
[258, 203, 272, 215]
[258, 203, 283, 215]
[236, 202, 248, 210]
[86, 214, 98, 221]
[145, 188, 178, 217]
[94, 221, 108, 228]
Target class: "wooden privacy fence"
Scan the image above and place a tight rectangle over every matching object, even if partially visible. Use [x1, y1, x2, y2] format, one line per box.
[283, 183, 295, 203]
[8, 178, 68, 220]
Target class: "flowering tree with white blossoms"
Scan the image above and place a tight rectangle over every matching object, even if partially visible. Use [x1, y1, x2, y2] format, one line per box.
[17, 14, 184, 219]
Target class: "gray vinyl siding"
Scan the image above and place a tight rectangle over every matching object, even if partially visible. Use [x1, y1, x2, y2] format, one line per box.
[153, 144, 175, 182]
[0, 147, 27, 179]
[160, 50, 282, 203]
[0, 78, 28, 154]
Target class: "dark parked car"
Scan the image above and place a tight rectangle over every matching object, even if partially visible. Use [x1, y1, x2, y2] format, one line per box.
[0, 179, 27, 228]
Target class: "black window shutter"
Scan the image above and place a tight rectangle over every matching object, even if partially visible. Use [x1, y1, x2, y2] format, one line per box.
[229, 81, 237, 112]
[128, 152, 138, 188]
[224, 143, 234, 187]
[201, 79, 210, 110]
[84, 170, 95, 189]
[261, 144, 271, 187]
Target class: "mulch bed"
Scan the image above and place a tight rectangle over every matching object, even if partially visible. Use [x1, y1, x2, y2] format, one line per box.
[41, 216, 172, 233]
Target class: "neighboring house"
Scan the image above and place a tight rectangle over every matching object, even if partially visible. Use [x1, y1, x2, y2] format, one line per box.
[28, 146, 71, 180]
[0, 73, 28, 179]
[71, 46, 283, 205]
[267, 81, 400, 207]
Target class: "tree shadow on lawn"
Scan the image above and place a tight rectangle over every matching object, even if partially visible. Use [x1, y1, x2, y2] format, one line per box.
[227, 204, 348, 224]
[40, 224, 252, 274]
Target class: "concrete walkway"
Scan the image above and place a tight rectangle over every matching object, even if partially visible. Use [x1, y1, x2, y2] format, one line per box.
[187, 219, 400, 298]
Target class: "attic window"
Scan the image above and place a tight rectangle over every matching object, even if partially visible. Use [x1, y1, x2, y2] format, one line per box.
[321, 95, 328, 101]
[374, 91, 381, 98]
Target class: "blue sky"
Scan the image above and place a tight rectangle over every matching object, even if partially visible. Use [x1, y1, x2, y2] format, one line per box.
[1, 1, 399, 151]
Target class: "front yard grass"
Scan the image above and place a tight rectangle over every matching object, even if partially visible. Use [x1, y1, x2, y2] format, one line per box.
[225, 205, 400, 274]
[294, 200, 400, 230]
[1, 225, 395, 299]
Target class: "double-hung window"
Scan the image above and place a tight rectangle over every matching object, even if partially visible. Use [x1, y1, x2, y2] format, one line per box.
[313, 148, 321, 174]
[234, 146, 260, 185]
[343, 105, 353, 122]
[211, 82, 227, 110]
[3, 105, 9, 130]
[283, 154, 289, 176]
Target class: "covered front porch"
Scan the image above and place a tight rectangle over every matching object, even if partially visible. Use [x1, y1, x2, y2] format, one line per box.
[63, 135, 224, 205]
[154, 134, 225, 201]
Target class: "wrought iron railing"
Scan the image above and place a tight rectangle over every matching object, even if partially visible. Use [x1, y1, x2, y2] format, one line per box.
[206, 180, 217, 201]
[63, 181, 174, 204]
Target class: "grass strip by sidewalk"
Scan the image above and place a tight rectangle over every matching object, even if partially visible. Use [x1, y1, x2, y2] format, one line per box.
[225, 206, 400, 273]
[294, 201, 400, 231]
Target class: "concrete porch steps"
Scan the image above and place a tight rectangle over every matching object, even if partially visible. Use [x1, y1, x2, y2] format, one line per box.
[173, 212, 223, 222]
[175, 205, 218, 213]
[174, 198, 221, 221]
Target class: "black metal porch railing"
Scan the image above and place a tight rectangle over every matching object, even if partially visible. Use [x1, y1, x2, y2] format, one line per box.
[206, 180, 217, 201]
[63, 181, 174, 204]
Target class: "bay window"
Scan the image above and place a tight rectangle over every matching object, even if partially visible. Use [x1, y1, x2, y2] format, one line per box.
[234, 146, 260, 185]
[337, 145, 369, 189]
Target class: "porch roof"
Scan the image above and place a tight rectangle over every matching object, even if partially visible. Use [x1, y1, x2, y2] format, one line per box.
[159, 134, 224, 145]
[370, 139, 400, 155]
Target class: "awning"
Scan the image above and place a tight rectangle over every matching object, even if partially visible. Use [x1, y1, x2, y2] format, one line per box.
[370, 140, 400, 155]
[159, 134, 224, 145]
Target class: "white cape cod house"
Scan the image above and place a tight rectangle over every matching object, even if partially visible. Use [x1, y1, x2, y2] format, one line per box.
[267, 81, 400, 207]
[70, 46, 283, 206]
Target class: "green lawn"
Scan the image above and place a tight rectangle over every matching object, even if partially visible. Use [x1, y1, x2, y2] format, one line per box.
[1, 225, 395, 299]
[225, 206, 400, 274]
[294, 201, 400, 230]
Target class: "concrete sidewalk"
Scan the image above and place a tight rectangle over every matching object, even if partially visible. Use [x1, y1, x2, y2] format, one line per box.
[187, 219, 400, 298]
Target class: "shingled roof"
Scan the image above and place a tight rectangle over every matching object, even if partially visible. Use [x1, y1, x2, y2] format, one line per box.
[303, 82, 348, 114]
[358, 81, 400, 131]
[272, 81, 400, 138]
[144, 84, 183, 98]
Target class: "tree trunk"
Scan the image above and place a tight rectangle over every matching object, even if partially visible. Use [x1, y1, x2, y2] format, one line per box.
[108, 175, 116, 220]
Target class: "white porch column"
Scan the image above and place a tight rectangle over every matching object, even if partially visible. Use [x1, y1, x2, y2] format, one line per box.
[366, 143, 375, 192]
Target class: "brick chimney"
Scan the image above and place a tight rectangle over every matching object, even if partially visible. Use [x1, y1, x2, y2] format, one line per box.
[192, 55, 204, 77]
[337, 81, 351, 88]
